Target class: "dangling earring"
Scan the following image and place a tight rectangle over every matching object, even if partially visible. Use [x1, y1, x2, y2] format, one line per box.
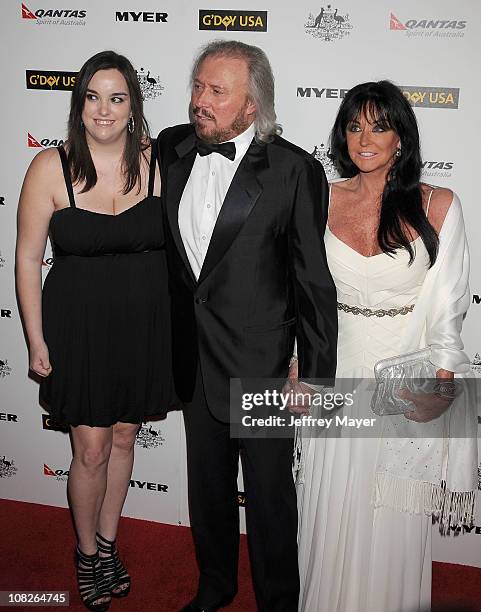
[128, 116, 135, 134]
[395, 147, 401, 158]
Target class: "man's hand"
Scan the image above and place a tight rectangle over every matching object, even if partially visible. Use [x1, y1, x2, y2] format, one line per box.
[283, 359, 318, 414]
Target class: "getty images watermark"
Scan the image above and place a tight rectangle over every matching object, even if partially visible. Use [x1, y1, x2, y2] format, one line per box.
[240, 387, 376, 430]
[229, 378, 479, 439]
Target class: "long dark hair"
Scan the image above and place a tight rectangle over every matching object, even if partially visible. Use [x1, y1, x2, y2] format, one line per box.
[330, 80, 438, 267]
[67, 50, 150, 194]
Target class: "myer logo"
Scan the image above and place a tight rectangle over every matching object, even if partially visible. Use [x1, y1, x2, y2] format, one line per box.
[28, 133, 64, 148]
[26, 70, 77, 91]
[1, 309, 12, 318]
[0, 413, 18, 423]
[115, 11, 168, 23]
[21, 2, 87, 25]
[0, 196, 5, 206]
[390, 13, 466, 38]
[199, 10, 267, 32]
[297, 87, 349, 99]
[459, 525, 481, 535]
[401, 87, 459, 109]
[473, 295, 481, 305]
[129, 479, 168, 492]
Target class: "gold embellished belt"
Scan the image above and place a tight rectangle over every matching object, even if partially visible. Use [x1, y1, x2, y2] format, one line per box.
[337, 302, 415, 318]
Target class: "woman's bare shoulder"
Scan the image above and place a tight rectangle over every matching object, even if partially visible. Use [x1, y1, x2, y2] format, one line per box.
[330, 177, 356, 193]
[20, 147, 63, 209]
[26, 146, 62, 178]
[421, 183, 454, 233]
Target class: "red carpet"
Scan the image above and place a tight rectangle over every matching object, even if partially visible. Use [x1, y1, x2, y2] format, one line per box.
[0, 499, 480, 611]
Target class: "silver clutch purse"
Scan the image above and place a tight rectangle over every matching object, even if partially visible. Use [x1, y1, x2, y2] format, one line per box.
[371, 347, 436, 416]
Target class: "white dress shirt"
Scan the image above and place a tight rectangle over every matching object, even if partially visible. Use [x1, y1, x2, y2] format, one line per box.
[179, 122, 256, 280]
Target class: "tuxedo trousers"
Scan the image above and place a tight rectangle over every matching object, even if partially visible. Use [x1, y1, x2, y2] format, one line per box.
[182, 367, 299, 612]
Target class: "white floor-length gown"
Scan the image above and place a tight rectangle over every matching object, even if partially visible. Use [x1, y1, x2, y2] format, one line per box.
[297, 194, 434, 612]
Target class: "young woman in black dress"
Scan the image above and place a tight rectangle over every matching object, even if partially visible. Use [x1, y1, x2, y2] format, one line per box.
[16, 51, 171, 611]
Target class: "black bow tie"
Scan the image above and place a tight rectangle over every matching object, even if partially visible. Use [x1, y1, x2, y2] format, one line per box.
[195, 138, 236, 161]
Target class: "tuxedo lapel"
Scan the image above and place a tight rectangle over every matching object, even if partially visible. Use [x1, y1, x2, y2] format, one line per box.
[197, 141, 268, 285]
[165, 133, 197, 285]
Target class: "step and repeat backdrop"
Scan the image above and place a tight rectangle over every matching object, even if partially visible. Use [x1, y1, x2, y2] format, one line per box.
[1, 0, 481, 567]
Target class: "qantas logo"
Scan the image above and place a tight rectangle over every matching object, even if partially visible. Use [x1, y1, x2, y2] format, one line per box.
[390, 13, 406, 30]
[44, 463, 69, 479]
[22, 2, 87, 23]
[390, 12, 466, 37]
[28, 133, 42, 148]
[22, 2, 36, 18]
[28, 133, 64, 148]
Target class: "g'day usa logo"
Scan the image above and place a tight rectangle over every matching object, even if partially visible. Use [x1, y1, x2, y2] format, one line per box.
[28, 133, 64, 148]
[26, 70, 77, 91]
[42, 414, 69, 433]
[199, 10, 267, 32]
[390, 13, 466, 38]
[305, 5, 353, 42]
[401, 87, 459, 110]
[22, 2, 86, 25]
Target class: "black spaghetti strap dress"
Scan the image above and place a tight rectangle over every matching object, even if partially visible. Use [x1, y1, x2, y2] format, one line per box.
[40, 142, 172, 427]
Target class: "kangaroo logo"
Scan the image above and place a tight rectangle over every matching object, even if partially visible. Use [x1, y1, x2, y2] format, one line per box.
[0, 455, 17, 478]
[311, 144, 338, 179]
[0, 359, 12, 379]
[305, 5, 352, 41]
[471, 352, 481, 375]
[136, 68, 164, 101]
[135, 424, 165, 449]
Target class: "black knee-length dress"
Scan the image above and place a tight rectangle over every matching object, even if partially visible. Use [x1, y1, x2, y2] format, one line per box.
[40, 143, 172, 426]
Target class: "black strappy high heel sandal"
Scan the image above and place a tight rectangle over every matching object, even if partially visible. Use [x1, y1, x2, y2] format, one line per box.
[96, 532, 131, 598]
[76, 547, 111, 611]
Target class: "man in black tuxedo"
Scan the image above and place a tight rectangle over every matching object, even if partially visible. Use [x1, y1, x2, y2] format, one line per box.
[157, 40, 337, 612]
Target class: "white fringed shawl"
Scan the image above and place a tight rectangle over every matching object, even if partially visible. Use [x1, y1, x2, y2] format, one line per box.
[374, 193, 478, 532]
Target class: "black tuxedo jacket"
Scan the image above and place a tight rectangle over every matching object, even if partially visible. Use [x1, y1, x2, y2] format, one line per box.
[157, 124, 337, 420]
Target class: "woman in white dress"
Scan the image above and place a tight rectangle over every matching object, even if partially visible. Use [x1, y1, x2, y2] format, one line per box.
[293, 81, 477, 612]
